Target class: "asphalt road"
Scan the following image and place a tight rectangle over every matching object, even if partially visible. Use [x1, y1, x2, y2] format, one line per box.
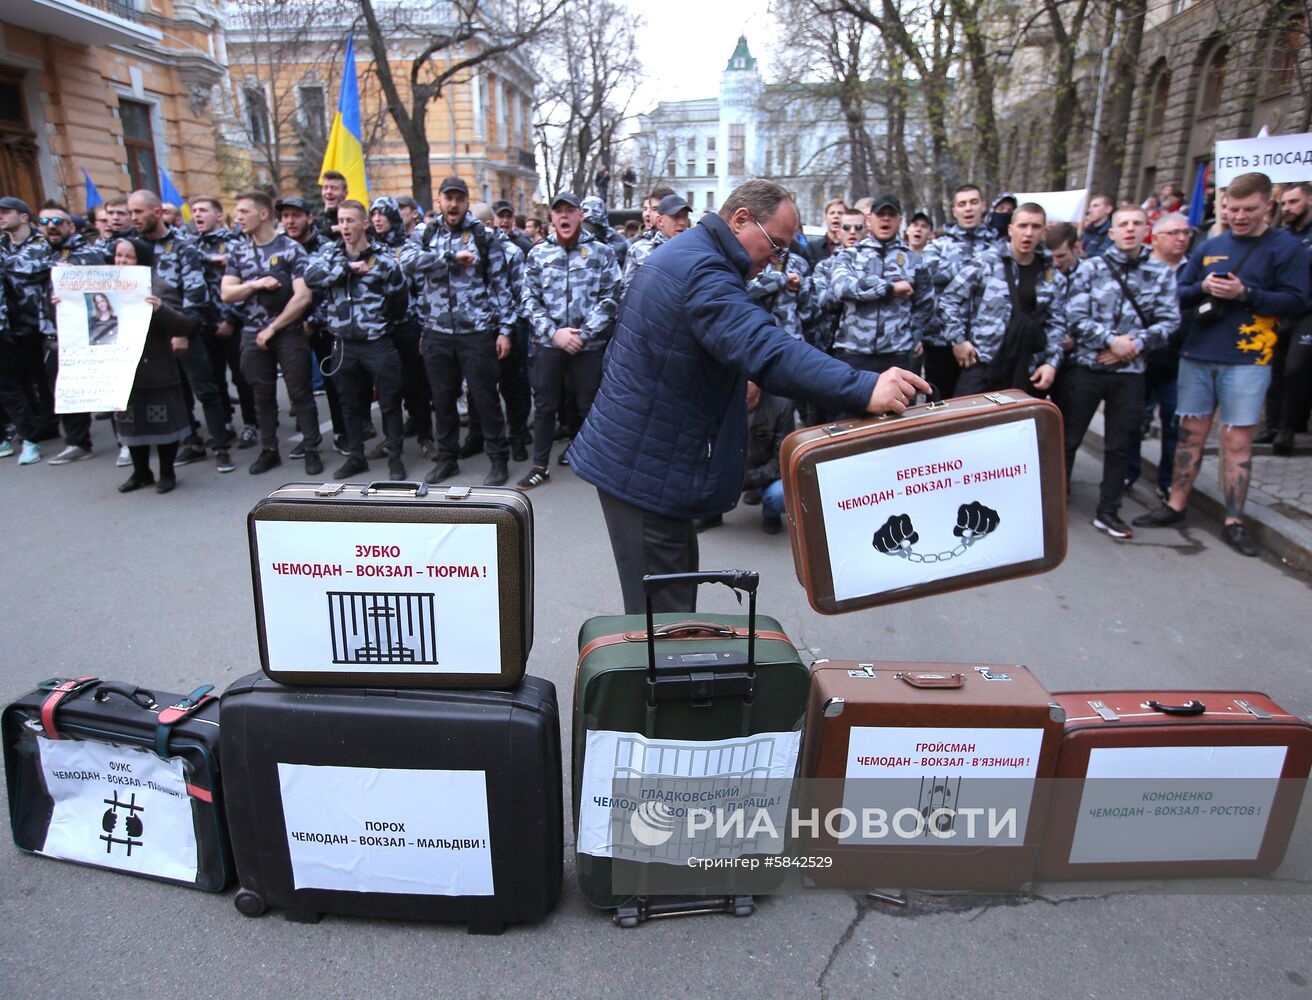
[1, 414, 1309, 1000]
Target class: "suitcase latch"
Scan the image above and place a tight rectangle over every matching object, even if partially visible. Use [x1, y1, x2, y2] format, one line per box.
[445, 486, 472, 500]
[314, 483, 345, 497]
[847, 663, 876, 678]
[983, 392, 1013, 405]
[1234, 699, 1272, 719]
[974, 666, 1012, 682]
[823, 696, 846, 718]
[1088, 700, 1120, 721]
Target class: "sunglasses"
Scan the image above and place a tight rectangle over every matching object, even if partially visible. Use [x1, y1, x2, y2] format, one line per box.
[841, 223, 866, 231]
[38, 216, 71, 226]
[753, 218, 788, 259]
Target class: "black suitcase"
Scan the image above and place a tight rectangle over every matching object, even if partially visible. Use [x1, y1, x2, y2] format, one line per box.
[3, 676, 232, 891]
[220, 672, 562, 933]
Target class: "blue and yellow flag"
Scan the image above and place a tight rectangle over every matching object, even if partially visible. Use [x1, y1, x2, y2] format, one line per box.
[158, 168, 192, 223]
[82, 168, 102, 210]
[320, 32, 368, 201]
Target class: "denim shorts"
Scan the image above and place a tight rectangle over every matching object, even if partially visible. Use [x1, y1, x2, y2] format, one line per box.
[1176, 357, 1272, 427]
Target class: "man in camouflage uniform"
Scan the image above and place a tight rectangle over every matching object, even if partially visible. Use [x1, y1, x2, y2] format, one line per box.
[804, 207, 867, 360]
[829, 194, 934, 416]
[747, 243, 813, 342]
[939, 202, 1066, 398]
[128, 189, 229, 470]
[191, 195, 256, 460]
[1060, 203, 1180, 540]
[517, 191, 620, 489]
[921, 184, 998, 396]
[492, 200, 533, 255]
[94, 195, 136, 259]
[221, 190, 321, 476]
[402, 175, 515, 487]
[582, 196, 629, 269]
[304, 200, 410, 481]
[621, 190, 686, 298]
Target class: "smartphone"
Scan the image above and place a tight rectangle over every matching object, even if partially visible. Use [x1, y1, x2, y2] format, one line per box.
[1211, 271, 1231, 279]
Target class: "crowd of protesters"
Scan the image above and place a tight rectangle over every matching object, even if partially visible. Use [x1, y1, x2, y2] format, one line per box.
[1, 167, 1309, 558]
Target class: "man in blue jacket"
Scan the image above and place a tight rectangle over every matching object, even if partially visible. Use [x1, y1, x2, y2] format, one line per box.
[568, 180, 930, 612]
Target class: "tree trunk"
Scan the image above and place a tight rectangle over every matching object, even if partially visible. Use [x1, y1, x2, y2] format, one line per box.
[1095, 0, 1147, 198]
[952, 0, 999, 195]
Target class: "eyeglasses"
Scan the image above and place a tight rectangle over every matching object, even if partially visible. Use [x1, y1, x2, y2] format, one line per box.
[841, 223, 865, 232]
[753, 218, 788, 259]
[38, 216, 70, 226]
[1159, 229, 1191, 238]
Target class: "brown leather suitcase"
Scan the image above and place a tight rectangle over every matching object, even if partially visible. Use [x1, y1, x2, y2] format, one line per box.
[780, 391, 1066, 614]
[1038, 691, 1312, 881]
[797, 660, 1065, 891]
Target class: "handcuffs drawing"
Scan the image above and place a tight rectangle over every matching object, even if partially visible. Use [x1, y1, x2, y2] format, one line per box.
[873, 501, 1001, 563]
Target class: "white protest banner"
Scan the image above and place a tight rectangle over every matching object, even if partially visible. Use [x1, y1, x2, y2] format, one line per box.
[277, 763, 494, 895]
[51, 265, 152, 413]
[1013, 188, 1088, 223]
[814, 419, 1046, 603]
[1215, 132, 1312, 187]
[253, 520, 502, 676]
[38, 737, 199, 883]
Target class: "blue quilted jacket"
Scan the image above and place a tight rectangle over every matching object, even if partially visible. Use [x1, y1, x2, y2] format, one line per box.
[568, 213, 878, 519]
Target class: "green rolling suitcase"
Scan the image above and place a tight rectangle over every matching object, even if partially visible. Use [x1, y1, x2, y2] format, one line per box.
[572, 570, 810, 926]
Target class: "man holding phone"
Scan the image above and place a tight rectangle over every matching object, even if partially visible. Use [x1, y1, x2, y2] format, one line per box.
[1134, 172, 1310, 555]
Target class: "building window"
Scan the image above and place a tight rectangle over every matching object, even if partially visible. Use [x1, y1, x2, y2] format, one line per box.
[666, 138, 676, 177]
[707, 136, 716, 153]
[1147, 67, 1170, 133]
[687, 191, 695, 211]
[705, 191, 714, 210]
[687, 157, 696, 176]
[688, 136, 697, 153]
[244, 86, 270, 144]
[1266, 15, 1306, 95]
[119, 99, 158, 194]
[1198, 44, 1227, 116]
[299, 85, 326, 143]
[706, 158, 715, 176]
[729, 123, 745, 174]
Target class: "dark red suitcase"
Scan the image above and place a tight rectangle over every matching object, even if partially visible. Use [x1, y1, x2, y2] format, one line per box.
[1039, 691, 1312, 880]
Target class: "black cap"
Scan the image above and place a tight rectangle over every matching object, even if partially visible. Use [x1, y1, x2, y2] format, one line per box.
[0, 196, 33, 217]
[872, 194, 902, 214]
[275, 196, 310, 215]
[491, 199, 514, 215]
[396, 195, 419, 210]
[910, 210, 932, 225]
[550, 191, 581, 209]
[657, 194, 691, 216]
[439, 176, 469, 196]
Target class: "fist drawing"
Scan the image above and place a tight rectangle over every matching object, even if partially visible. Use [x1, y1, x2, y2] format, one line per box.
[873, 513, 918, 554]
[954, 501, 1000, 539]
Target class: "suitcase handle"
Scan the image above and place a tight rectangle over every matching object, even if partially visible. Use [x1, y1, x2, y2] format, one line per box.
[92, 683, 158, 710]
[648, 620, 738, 639]
[895, 671, 965, 689]
[642, 571, 758, 705]
[1146, 699, 1206, 716]
[360, 480, 430, 497]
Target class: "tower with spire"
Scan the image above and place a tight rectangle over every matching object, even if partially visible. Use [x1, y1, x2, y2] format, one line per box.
[718, 35, 763, 202]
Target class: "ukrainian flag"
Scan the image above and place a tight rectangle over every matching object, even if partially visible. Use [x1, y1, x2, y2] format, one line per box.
[320, 32, 368, 200]
[159, 168, 192, 223]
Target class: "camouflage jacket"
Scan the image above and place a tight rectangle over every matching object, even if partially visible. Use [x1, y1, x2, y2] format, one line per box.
[303, 238, 409, 342]
[921, 223, 998, 346]
[93, 227, 139, 261]
[582, 196, 629, 269]
[620, 229, 666, 298]
[194, 227, 245, 329]
[400, 211, 514, 337]
[940, 243, 1067, 370]
[142, 225, 215, 330]
[1066, 244, 1180, 373]
[829, 236, 934, 354]
[224, 233, 308, 334]
[5, 231, 106, 335]
[522, 229, 621, 351]
[495, 230, 527, 323]
[802, 253, 843, 350]
[746, 249, 815, 341]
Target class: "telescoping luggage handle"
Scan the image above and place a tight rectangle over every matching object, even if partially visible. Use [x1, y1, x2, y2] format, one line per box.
[642, 571, 759, 706]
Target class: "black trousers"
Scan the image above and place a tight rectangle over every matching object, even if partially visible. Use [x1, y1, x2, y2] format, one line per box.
[422, 330, 507, 463]
[391, 319, 433, 443]
[530, 346, 603, 468]
[240, 328, 321, 452]
[177, 329, 230, 448]
[203, 324, 255, 428]
[333, 339, 404, 462]
[827, 349, 914, 420]
[597, 488, 700, 614]
[922, 343, 961, 399]
[466, 320, 530, 444]
[0, 333, 51, 441]
[1277, 313, 1312, 434]
[1057, 366, 1145, 515]
[40, 340, 91, 449]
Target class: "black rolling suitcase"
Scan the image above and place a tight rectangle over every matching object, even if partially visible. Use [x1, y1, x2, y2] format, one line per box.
[220, 672, 562, 933]
[2, 676, 232, 891]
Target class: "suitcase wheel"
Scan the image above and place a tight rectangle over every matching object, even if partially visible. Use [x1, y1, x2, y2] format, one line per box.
[731, 896, 754, 918]
[615, 913, 640, 929]
[233, 889, 267, 918]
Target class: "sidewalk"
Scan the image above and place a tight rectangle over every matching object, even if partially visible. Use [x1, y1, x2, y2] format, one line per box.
[1085, 410, 1312, 574]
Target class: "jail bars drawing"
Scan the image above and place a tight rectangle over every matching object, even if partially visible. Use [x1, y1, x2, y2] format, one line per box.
[327, 591, 439, 666]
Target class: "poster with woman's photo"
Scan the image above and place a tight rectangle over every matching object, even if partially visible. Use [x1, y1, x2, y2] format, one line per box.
[52, 265, 152, 412]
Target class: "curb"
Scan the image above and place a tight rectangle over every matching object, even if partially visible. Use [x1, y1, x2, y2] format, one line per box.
[1084, 425, 1312, 575]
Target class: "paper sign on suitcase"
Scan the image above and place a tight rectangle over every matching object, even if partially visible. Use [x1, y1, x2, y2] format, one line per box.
[781, 391, 1067, 614]
[248, 481, 532, 688]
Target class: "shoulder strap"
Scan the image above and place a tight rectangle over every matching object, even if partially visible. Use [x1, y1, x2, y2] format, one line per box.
[1001, 255, 1022, 316]
[39, 676, 99, 740]
[1106, 262, 1150, 329]
[154, 684, 215, 759]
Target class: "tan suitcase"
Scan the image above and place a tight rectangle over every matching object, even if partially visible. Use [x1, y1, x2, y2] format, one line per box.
[797, 659, 1065, 891]
[780, 391, 1066, 614]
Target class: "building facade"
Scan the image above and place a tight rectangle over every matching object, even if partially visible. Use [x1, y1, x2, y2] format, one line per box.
[0, 0, 228, 213]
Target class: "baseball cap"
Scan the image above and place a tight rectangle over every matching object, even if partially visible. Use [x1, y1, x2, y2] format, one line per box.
[550, 192, 581, 209]
[872, 194, 902, 214]
[491, 199, 514, 215]
[275, 196, 310, 214]
[0, 196, 33, 217]
[910, 210, 932, 225]
[657, 194, 691, 216]
[439, 176, 469, 196]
